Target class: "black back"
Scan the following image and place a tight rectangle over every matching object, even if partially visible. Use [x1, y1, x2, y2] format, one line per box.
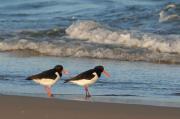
[64, 66, 104, 83]
[26, 65, 63, 80]
[65, 69, 95, 83]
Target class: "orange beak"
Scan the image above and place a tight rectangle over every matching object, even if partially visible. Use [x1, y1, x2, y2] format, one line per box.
[103, 70, 110, 78]
[63, 69, 69, 74]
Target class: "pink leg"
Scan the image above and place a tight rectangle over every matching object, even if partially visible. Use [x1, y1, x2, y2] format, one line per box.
[44, 86, 53, 97]
[84, 86, 91, 98]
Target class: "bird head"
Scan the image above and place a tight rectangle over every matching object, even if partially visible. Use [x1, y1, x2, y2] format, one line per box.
[94, 66, 110, 78]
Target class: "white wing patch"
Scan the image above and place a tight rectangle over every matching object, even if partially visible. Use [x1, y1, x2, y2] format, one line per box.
[33, 72, 60, 86]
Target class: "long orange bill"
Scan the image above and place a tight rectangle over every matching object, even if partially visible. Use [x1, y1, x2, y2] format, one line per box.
[63, 69, 69, 74]
[103, 70, 110, 78]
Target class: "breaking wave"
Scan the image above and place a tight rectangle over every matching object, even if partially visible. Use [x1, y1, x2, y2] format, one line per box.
[66, 21, 180, 54]
[159, 3, 180, 22]
[0, 21, 180, 64]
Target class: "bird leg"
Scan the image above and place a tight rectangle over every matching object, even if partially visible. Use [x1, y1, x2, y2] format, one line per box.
[84, 86, 91, 98]
[44, 86, 53, 97]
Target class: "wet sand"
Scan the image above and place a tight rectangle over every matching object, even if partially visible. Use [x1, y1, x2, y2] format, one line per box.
[0, 95, 180, 119]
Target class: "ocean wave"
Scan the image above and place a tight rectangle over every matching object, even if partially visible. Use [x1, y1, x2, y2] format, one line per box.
[0, 21, 180, 64]
[66, 21, 180, 54]
[18, 28, 66, 37]
[0, 38, 149, 59]
[159, 3, 180, 22]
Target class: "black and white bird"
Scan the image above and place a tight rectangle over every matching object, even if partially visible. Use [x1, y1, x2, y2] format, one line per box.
[64, 66, 110, 97]
[26, 65, 68, 97]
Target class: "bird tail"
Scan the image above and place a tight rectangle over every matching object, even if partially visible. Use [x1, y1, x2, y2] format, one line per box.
[64, 79, 70, 83]
[26, 77, 32, 80]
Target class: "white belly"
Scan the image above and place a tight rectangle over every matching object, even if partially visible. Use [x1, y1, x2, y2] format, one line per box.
[33, 72, 60, 86]
[70, 72, 98, 86]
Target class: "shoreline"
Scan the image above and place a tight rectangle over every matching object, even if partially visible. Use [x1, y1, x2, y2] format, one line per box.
[1, 51, 180, 65]
[3, 92, 180, 108]
[0, 95, 180, 119]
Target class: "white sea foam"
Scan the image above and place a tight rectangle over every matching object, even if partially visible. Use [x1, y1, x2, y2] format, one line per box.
[159, 3, 180, 22]
[66, 21, 180, 54]
[0, 21, 180, 63]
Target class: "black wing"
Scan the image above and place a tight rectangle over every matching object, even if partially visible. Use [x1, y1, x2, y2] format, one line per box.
[26, 69, 58, 80]
[65, 69, 95, 83]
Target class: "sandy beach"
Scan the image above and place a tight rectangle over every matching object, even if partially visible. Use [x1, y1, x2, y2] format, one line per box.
[0, 95, 179, 119]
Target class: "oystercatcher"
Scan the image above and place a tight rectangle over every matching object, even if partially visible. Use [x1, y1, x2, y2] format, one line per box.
[26, 65, 68, 97]
[64, 66, 110, 97]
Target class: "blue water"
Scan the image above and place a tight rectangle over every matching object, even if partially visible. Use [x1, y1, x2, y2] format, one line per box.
[0, 0, 179, 33]
[0, 0, 180, 106]
[0, 52, 180, 107]
[0, 0, 179, 63]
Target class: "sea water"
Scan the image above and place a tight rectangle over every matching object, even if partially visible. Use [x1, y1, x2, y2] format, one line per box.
[0, 52, 180, 107]
[0, 0, 179, 63]
[0, 0, 180, 107]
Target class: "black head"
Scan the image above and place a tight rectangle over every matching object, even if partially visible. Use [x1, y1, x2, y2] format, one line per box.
[54, 65, 63, 74]
[94, 66, 104, 77]
[94, 66, 104, 72]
